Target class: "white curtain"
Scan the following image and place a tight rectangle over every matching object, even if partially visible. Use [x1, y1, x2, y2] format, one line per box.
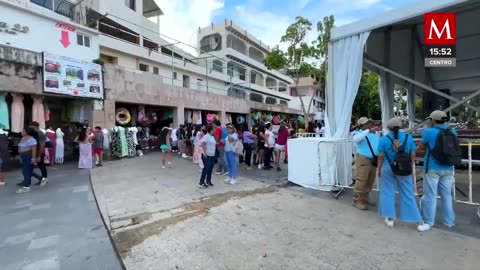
[325, 32, 370, 138]
[378, 70, 394, 131]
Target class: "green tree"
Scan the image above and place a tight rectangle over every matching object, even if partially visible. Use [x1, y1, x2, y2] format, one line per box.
[352, 70, 380, 120]
[313, 15, 335, 92]
[264, 16, 317, 127]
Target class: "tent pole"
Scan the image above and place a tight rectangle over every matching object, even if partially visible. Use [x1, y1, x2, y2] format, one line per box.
[407, 89, 480, 133]
[363, 57, 480, 113]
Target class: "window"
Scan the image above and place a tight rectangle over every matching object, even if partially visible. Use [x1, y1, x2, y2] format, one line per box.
[139, 63, 149, 72]
[77, 33, 91, 48]
[173, 72, 177, 80]
[153, 67, 159, 75]
[212, 60, 222, 72]
[124, 0, 135, 11]
[200, 34, 222, 52]
[183, 75, 190, 88]
[197, 79, 203, 90]
[31, 0, 53, 10]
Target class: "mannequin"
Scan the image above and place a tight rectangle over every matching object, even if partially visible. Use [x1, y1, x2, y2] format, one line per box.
[11, 94, 24, 133]
[46, 128, 56, 165]
[55, 128, 64, 164]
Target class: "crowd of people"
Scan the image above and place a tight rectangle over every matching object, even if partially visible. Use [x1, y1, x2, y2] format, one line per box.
[157, 120, 296, 188]
[351, 110, 465, 232]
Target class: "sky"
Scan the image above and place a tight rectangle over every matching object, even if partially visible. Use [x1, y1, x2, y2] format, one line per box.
[154, 0, 417, 55]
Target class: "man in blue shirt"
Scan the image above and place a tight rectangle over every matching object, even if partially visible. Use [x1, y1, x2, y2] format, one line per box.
[420, 110, 457, 227]
[352, 117, 380, 210]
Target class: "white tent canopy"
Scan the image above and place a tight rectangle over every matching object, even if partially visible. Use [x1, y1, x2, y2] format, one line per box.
[325, 0, 480, 137]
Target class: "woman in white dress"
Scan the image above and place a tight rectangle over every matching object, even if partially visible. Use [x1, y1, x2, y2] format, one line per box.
[55, 128, 65, 164]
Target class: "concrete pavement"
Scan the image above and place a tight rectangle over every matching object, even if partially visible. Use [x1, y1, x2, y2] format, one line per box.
[91, 153, 480, 270]
[0, 163, 122, 270]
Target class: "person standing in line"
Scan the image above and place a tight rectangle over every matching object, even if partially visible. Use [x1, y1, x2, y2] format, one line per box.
[77, 127, 93, 169]
[93, 126, 104, 167]
[30, 121, 48, 186]
[193, 125, 205, 170]
[263, 122, 275, 170]
[274, 124, 288, 171]
[160, 127, 173, 168]
[256, 124, 266, 169]
[171, 127, 178, 153]
[15, 128, 38, 194]
[377, 117, 430, 232]
[213, 120, 228, 175]
[352, 117, 379, 210]
[242, 123, 256, 170]
[224, 124, 239, 185]
[198, 125, 216, 188]
[420, 110, 460, 228]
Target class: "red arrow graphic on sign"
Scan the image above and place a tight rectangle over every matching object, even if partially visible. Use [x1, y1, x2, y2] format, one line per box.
[60, 30, 70, 48]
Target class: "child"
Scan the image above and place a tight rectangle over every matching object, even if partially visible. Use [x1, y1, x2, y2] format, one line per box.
[93, 126, 104, 166]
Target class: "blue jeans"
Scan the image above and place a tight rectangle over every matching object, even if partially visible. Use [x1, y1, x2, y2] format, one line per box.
[378, 165, 423, 223]
[199, 156, 215, 185]
[20, 152, 34, 187]
[421, 170, 455, 226]
[216, 147, 227, 173]
[225, 151, 237, 179]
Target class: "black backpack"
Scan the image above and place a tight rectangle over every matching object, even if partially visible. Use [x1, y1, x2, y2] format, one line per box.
[427, 127, 462, 169]
[385, 134, 412, 176]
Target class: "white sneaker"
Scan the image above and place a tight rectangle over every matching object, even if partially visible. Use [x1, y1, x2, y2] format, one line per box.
[224, 177, 231, 183]
[258, 164, 262, 169]
[16, 187, 30, 194]
[384, 218, 394, 227]
[417, 223, 431, 232]
[162, 165, 165, 169]
[40, 178, 48, 187]
[229, 179, 237, 185]
[182, 154, 189, 158]
[168, 161, 172, 167]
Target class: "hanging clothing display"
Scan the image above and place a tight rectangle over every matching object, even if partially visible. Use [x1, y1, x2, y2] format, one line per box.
[11, 94, 24, 133]
[186, 110, 192, 124]
[32, 96, 46, 129]
[102, 128, 111, 150]
[118, 126, 128, 157]
[192, 111, 198, 124]
[44, 148, 50, 165]
[55, 128, 64, 164]
[196, 111, 202, 125]
[126, 128, 136, 157]
[0, 93, 9, 130]
[78, 142, 93, 169]
[46, 129, 56, 165]
[44, 104, 51, 123]
[111, 127, 121, 157]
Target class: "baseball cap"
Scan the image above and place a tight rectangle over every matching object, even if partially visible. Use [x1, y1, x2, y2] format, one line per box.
[357, 117, 371, 126]
[429, 110, 447, 121]
[386, 117, 402, 128]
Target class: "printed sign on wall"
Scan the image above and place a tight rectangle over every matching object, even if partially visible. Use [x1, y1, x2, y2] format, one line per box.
[43, 52, 103, 99]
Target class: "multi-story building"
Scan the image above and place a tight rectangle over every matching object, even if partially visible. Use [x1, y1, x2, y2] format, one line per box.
[289, 77, 325, 114]
[1, 0, 300, 134]
[197, 20, 293, 107]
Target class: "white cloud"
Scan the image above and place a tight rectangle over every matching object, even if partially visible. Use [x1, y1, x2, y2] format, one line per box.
[233, 5, 292, 50]
[154, 0, 224, 55]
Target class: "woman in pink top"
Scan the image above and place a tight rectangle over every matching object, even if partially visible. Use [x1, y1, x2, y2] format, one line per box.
[274, 124, 288, 171]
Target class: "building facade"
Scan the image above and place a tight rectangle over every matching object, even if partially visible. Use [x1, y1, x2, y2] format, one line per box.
[289, 77, 325, 114]
[0, 0, 301, 137]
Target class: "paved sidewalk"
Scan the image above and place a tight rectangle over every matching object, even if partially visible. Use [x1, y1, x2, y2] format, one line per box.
[91, 153, 480, 270]
[0, 163, 122, 270]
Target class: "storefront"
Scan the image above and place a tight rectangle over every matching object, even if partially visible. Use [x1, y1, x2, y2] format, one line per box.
[183, 109, 220, 127]
[0, 49, 102, 168]
[249, 110, 300, 129]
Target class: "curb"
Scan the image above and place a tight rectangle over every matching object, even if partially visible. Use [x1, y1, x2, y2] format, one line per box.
[88, 172, 127, 270]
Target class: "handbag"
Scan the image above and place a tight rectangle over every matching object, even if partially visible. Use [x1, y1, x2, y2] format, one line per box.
[365, 137, 378, 167]
[233, 140, 244, 155]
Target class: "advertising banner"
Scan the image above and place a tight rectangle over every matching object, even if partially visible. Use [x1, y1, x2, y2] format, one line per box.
[43, 52, 103, 99]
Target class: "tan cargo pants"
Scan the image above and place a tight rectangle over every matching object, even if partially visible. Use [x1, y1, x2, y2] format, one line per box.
[353, 154, 377, 209]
